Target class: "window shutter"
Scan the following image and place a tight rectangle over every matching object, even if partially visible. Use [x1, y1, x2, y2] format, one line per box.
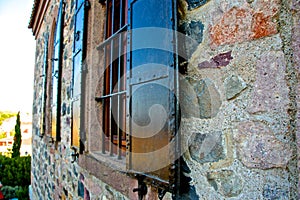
[71, 0, 88, 149]
[40, 36, 49, 136]
[51, 0, 64, 141]
[127, 0, 178, 185]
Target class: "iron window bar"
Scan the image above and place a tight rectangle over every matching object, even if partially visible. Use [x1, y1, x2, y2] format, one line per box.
[96, 24, 128, 51]
[96, 0, 128, 159]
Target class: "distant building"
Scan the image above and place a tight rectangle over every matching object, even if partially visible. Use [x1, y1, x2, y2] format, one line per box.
[29, 0, 300, 199]
[0, 113, 32, 157]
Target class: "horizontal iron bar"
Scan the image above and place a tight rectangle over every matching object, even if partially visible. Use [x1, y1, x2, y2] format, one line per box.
[97, 24, 128, 50]
[95, 90, 126, 102]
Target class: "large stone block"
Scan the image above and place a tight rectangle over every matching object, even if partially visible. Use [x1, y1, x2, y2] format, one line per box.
[210, 1, 279, 47]
[236, 121, 292, 169]
[189, 131, 225, 164]
[248, 51, 289, 114]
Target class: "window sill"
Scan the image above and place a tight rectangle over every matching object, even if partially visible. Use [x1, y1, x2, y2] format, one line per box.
[78, 153, 133, 196]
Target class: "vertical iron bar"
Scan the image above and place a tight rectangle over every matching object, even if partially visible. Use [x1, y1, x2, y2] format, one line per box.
[101, 45, 107, 154]
[109, 39, 114, 156]
[173, 0, 181, 198]
[102, 0, 110, 154]
[112, 0, 115, 34]
[120, 0, 123, 27]
[117, 33, 122, 159]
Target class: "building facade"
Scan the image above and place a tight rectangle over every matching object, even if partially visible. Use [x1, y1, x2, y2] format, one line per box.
[29, 0, 300, 199]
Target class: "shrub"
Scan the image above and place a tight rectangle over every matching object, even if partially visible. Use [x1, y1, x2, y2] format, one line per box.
[0, 155, 31, 186]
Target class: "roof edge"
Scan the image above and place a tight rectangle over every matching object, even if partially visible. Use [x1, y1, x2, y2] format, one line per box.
[28, 0, 40, 29]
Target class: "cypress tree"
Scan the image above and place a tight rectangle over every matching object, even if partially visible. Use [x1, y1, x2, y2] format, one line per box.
[12, 112, 21, 158]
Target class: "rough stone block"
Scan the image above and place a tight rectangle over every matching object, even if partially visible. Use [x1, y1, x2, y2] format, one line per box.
[186, 0, 210, 10]
[207, 170, 243, 197]
[248, 51, 289, 113]
[210, 1, 279, 47]
[194, 79, 222, 118]
[236, 121, 292, 169]
[224, 75, 247, 100]
[180, 77, 200, 118]
[189, 131, 225, 163]
[179, 20, 204, 58]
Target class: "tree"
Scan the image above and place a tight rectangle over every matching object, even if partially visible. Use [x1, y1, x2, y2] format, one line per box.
[12, 112, 21, 158]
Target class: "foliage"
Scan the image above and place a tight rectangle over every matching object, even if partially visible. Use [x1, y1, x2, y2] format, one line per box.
[12, 112, 21, 158]
[0, 155, 31, 187]
[0, 132, 6, 139]
[1, 185, 29, 200]
[0, 112, 16, 126]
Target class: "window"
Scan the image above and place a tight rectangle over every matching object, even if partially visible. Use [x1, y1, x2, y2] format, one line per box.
[95, 0, 127, 159]
[71, 0, 89, 151]
[40, 36, 48, 136]
[51, 0, 64, 141]
[93, 0, 179, 189]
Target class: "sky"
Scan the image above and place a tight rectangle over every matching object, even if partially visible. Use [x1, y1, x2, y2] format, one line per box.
[0, 0, 36, 113]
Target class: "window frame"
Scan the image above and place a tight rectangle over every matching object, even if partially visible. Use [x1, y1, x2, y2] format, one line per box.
[79, 0, 181, 198]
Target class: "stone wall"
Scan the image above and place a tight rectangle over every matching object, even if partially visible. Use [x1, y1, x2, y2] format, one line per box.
[31, 0, 130, 199]
[30, 0, 300, 199]
[179, 0, 299, 199]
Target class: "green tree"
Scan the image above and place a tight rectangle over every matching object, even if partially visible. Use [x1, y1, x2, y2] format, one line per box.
[11, 112, 21, 158]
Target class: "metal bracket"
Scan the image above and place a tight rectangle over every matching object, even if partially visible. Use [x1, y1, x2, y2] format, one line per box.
[98, 0, 106, 4]
[133, 175, 147, 200]
[71, 147, 79, 163]
[158, 188, 167, 200]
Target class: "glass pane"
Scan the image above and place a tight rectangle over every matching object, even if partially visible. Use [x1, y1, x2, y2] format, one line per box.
[72, 100, 80, 147]
[73, 52, 82, 98]
[51, 105, 57, 138]
[74, 5, 84, 53]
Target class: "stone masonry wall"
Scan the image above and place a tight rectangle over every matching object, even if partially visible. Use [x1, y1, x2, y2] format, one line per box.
[179, 0, 299, 199]
[31, 0, 300, 199]
[31, 0, 130, 199]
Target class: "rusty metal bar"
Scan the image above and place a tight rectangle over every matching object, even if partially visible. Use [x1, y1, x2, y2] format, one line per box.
[117, 33, 123, 159]
[109, 39, 114, 156]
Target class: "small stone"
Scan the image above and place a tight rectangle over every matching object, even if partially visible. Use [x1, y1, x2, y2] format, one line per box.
[180, 77, 200, 118]
[207, 170, 244, 197]
[185, 0, 210, 10]
[194, 79, 222, 119]
[263, 183, 289, 199]
[236, 121, 292, 169]
[179, 20, 204, 57]
[224, 75, 247, 100]
[189, 131, 225, 164]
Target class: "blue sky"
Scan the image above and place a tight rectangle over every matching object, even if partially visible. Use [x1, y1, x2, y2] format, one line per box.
[0, 0, 35, 113]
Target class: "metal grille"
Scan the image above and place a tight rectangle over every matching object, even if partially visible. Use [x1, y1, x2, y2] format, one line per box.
[95, 0, 128, 159]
